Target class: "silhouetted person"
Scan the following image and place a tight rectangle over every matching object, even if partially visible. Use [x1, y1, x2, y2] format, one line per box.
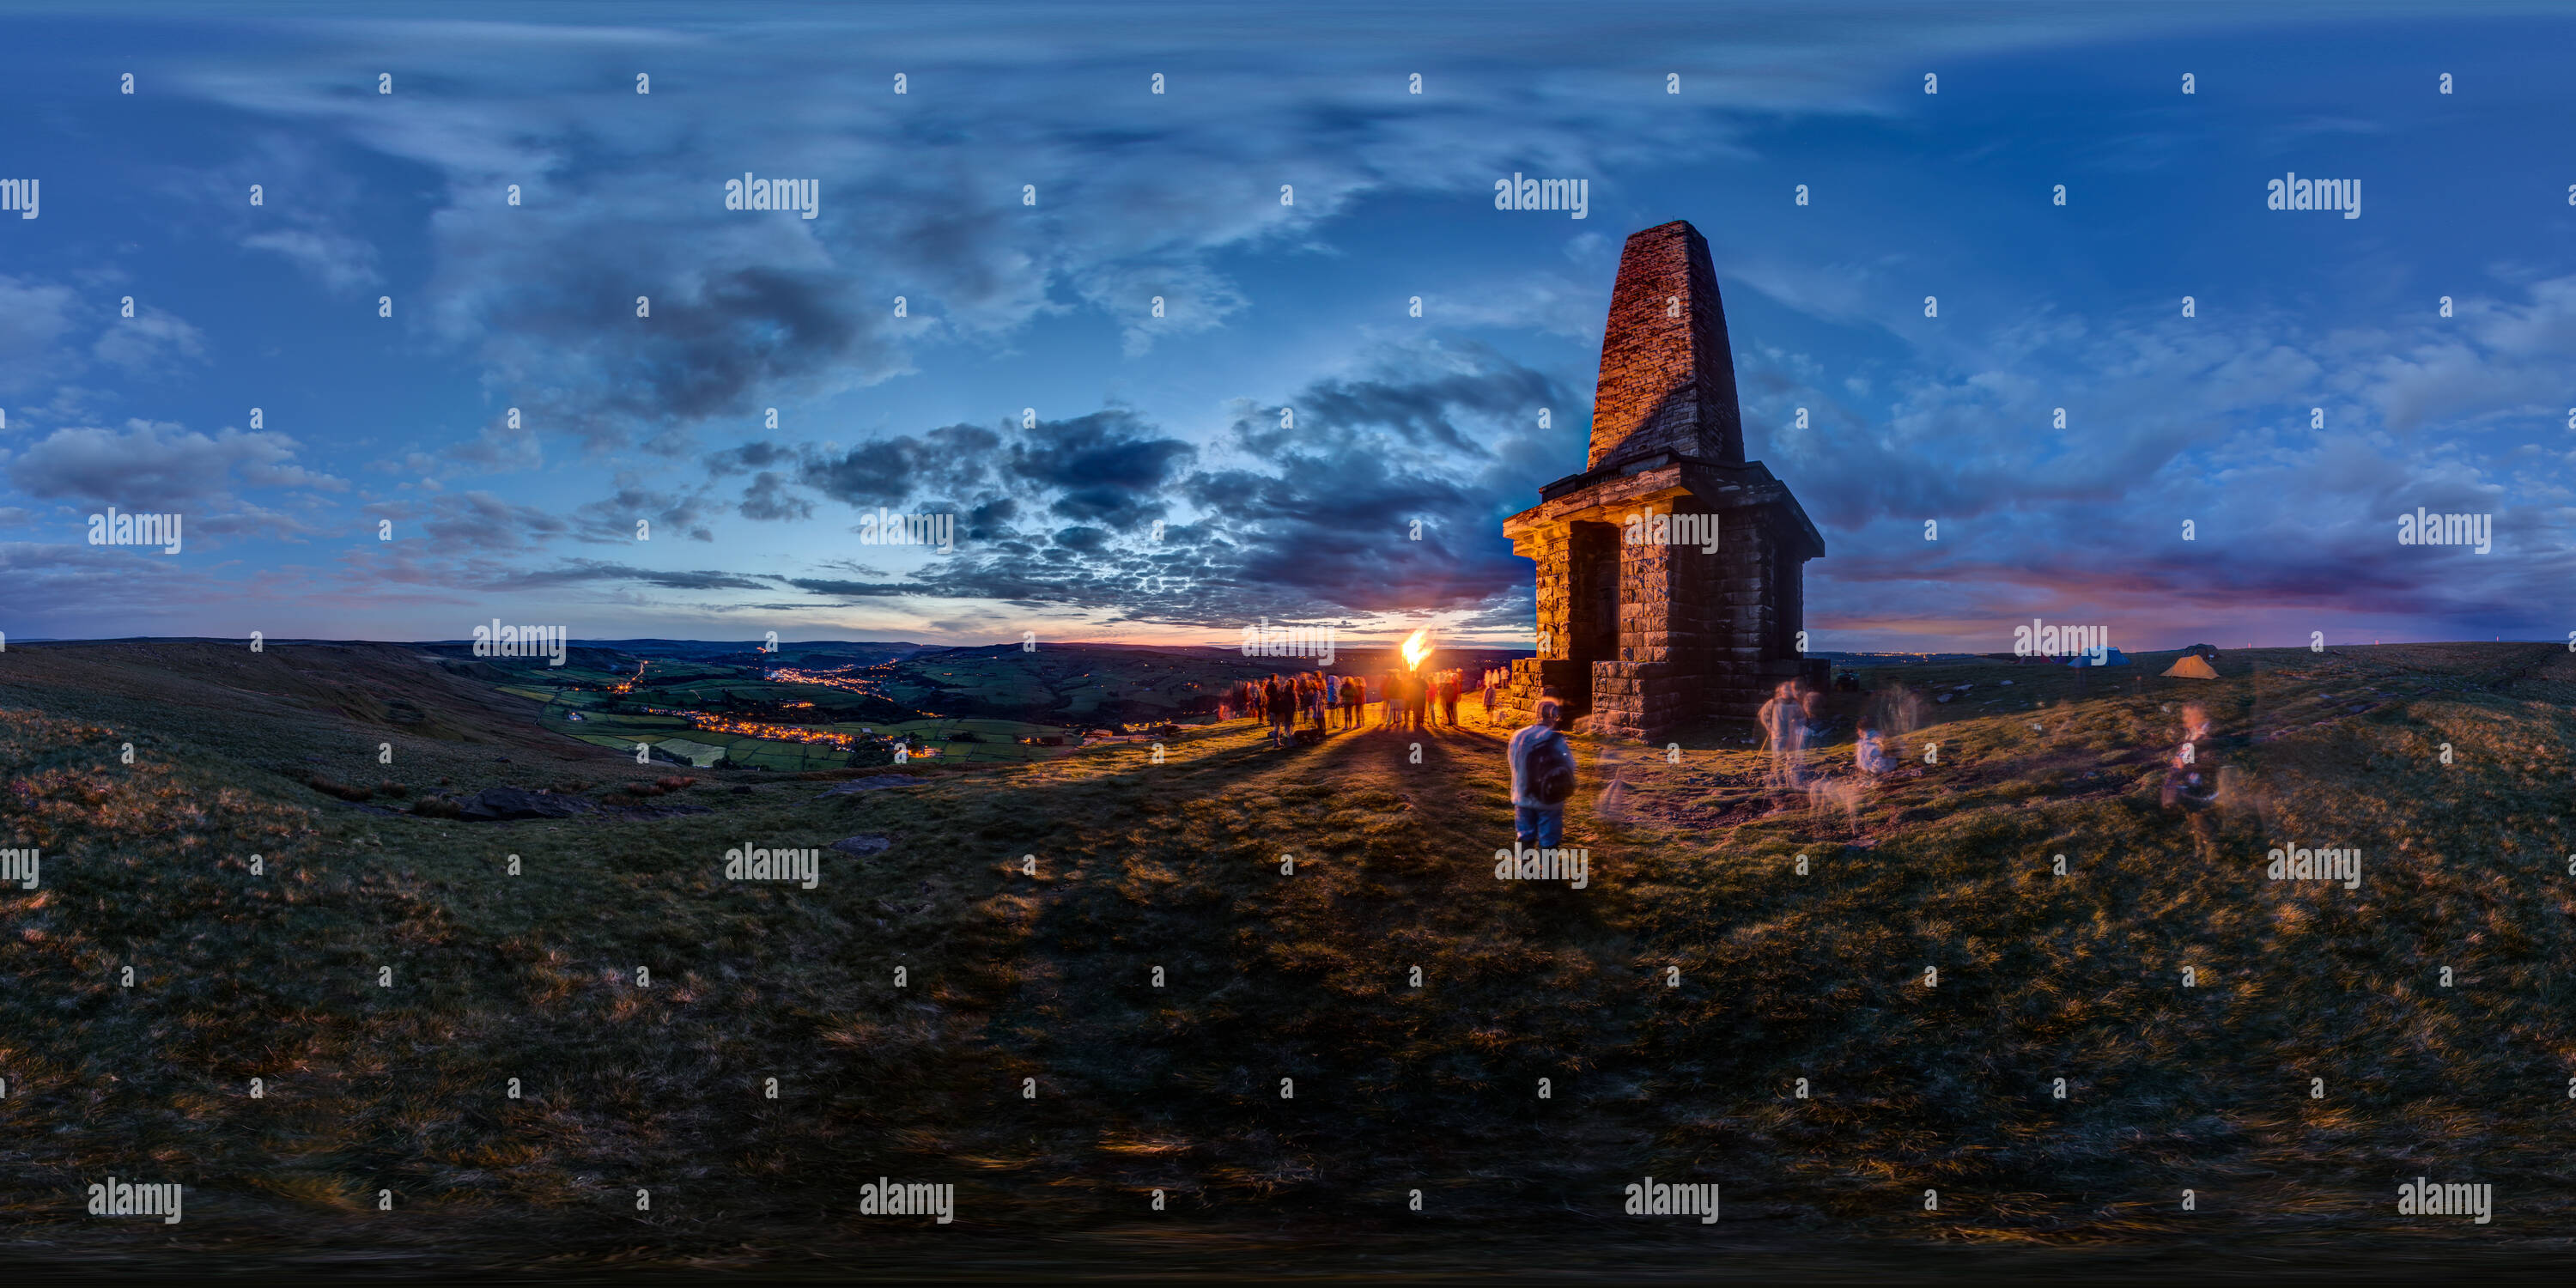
[1266, 677, 1295, 748]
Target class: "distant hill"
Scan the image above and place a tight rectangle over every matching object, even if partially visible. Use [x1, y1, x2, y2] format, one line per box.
[0, 639, 621, 761]
[563, 638, 935, 667]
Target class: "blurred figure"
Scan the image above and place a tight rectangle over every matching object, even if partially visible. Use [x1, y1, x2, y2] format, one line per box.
[1756, 679, 1812, 791]
[1855, 722, 1895, 775]
[2161, 702, 2218, 808]
[1860, 684, 1929, 759]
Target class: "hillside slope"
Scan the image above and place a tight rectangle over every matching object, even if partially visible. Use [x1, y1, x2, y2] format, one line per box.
[1, 641, 2571, 1271]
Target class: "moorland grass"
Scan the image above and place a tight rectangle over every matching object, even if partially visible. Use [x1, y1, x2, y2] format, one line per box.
[3, 641, 2573, 1266]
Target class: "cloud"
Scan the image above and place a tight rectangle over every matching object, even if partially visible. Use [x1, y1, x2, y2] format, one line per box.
[1005, 410, 1195, 526]
[1734, 274, 2576, 650]
[159, 9, 1820, 455]
[194, 503, 325, 542]
[410, 489, 570, 549]
[157, 130, 386, 295]
[704, 440, 799, 477]
[572, 473, 716, 543]
[781, 576, 909, 598]
[766, 341, 1571, 629]
[789, 423, 1003, 507]
[418, 416, 546, 477]
[493, 559, 773, 592]
[7, 420, 343, 508]
[28, 3, 2556, 646]
[90, 307, 210, 376]
[738, 471, 812, 522]
[0, 540, 231, 635]
[241, 228, 383, 295]
[0, 275, 81, 393]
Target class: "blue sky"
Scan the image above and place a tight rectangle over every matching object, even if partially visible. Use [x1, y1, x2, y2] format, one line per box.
[1, 0, 2571, 653]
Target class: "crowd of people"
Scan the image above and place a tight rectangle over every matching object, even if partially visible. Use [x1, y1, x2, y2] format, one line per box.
[1214, 666, 1517, 747]
[1208, 664, 1578, 849]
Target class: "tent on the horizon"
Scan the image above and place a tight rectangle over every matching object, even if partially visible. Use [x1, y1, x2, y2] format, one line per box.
[2065, 647, 2131, 667]
[2161, 653, 2221, 679]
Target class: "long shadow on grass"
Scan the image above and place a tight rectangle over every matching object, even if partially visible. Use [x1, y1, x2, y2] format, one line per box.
[904, 714, 1686, 1220]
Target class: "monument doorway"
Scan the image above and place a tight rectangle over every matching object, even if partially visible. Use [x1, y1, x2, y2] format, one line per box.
[1564, 520, 1620, 719]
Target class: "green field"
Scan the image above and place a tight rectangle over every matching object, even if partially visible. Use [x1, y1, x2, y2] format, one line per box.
[706, 736, 854, 771]
[860, 716, 1078, 762]
[478, 665, 888, 771]
[648, 737, 730, 768]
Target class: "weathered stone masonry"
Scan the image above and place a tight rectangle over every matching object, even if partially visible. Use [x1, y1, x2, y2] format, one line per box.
[1499, 220, 1826, 741]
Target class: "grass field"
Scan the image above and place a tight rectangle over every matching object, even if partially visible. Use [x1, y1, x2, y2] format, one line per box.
[860, 717, 1079, 763]
[3, 640, 2573, 1272]
[493, 667, 876, 772]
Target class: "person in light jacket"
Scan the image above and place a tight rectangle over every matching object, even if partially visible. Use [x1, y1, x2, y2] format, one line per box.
[1506, 698, 1577, 848]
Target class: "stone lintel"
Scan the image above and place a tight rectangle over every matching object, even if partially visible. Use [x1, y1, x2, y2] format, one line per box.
[1504, 458, 1822, 561]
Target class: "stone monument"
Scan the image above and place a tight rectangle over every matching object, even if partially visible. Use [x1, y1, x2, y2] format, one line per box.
[1498, 219, 1826, 741]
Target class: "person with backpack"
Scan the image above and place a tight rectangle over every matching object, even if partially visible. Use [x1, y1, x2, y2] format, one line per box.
[1508, 697, 1577, 848]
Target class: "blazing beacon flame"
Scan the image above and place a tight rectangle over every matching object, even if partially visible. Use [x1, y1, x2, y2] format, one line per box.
[1401, 629, 1432, 671]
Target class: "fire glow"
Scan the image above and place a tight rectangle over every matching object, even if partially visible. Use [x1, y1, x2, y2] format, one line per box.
[1401, 629, 1432, 671]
